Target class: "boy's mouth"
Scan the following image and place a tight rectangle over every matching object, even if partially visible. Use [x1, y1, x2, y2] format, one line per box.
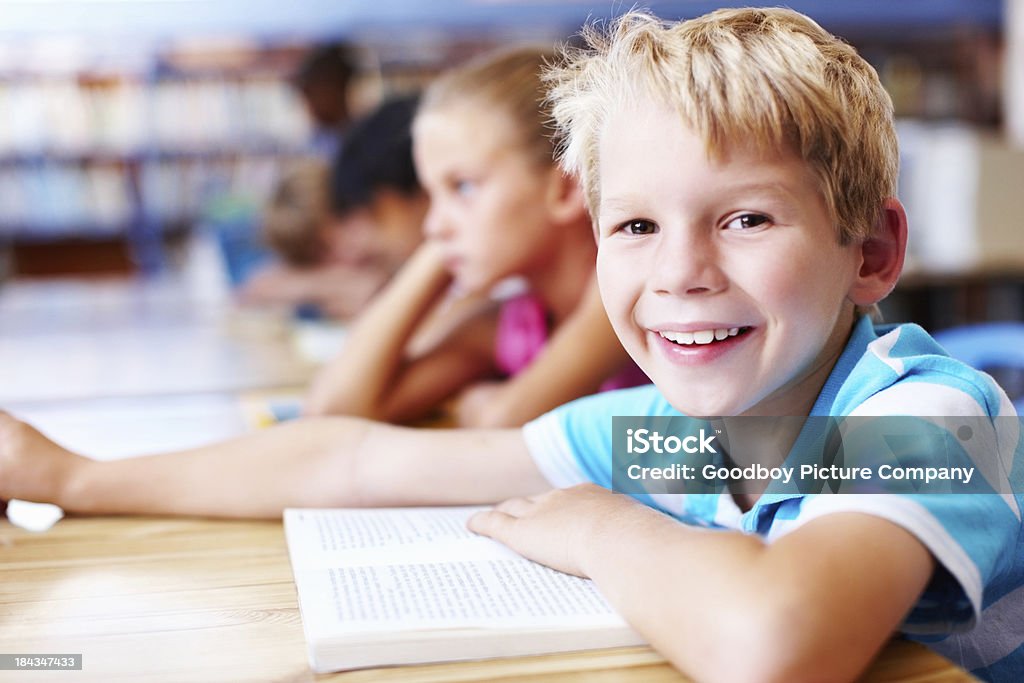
[657, 326, 752, 346]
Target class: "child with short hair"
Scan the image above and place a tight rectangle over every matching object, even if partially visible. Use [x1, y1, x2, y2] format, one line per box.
[260, 157, 331, 269]
[304, 47, 647, 425]
[240, 96, 427, 320]
[2, 8, 1021, 681]
[291, 42, 358, 158]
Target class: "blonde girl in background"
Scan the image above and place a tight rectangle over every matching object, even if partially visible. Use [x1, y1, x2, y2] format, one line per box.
[305, 47, 646, 426]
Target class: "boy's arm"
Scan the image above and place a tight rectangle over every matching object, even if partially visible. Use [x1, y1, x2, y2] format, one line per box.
[454, 278, 635, 428]
[471, 485, 934, 683]
[0, 413, 549, 519]
[304, 242, 495, 421]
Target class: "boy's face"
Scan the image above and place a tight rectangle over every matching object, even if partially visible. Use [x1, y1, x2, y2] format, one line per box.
[595, 103, 861, 417]
[324, 191, 427, 272]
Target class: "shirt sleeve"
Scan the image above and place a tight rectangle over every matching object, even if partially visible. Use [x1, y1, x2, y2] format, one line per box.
[774, 406, 1021, 636]
[786, 347, 1023, 634]
[786, 492, 1018, 634]
[521, 384, 675, 489]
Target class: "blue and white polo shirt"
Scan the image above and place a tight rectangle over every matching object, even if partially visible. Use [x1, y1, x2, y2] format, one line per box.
[522, 316, 1023, 681]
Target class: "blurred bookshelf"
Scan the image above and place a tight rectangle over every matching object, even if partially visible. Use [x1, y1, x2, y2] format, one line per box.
[0, 42, 311, 276]
[0, 0, 1020, 334]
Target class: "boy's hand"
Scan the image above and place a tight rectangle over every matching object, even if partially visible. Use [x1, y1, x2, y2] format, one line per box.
[468, 483, 643, 577]
[0, 413, 85, 508]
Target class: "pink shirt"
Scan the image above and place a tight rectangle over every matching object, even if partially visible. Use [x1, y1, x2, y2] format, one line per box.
[494, 294, 650, 391]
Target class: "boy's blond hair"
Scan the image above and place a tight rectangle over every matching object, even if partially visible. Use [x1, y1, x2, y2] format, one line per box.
[547, 8, 898, 245]
[263, 158, 330, 267]
[418, 46, 558, 168]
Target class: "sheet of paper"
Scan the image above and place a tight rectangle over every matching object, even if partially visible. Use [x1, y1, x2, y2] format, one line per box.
[5, 394, 249, 531]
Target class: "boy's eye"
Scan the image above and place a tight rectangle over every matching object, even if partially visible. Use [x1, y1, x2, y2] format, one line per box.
[619, 219, 657, 235]
[725, 213, 770, 230]
[453, 179, 475, 197]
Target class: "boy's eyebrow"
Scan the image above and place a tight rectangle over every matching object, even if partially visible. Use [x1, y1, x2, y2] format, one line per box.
[597, 195, 648, 217]
[599, 182, 802, 217]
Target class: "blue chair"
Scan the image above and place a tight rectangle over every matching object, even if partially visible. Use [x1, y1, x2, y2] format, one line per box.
[204, 196, 274, 288]
[932, 323, 1024, 413]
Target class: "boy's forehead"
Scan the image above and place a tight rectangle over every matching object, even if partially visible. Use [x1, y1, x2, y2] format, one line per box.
[600, 97, 801, 166]
[595, 103, 821, 212]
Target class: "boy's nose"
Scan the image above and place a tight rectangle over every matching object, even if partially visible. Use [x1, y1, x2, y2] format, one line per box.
[650, 230, 727, 296]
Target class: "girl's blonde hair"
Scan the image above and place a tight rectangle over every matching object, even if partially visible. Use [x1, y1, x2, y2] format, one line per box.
[546, 8, 899, 246]
[417, 46, 558, 168]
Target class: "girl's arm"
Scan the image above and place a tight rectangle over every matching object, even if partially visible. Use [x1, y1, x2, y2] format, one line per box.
[470, 485, 934, 683]
[304, 242, 497, 421]
[0, 412, 549, 519]
[455, 277, 635, 428]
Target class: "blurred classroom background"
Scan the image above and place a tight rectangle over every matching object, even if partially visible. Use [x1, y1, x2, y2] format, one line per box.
[1, 0, 1023, 410]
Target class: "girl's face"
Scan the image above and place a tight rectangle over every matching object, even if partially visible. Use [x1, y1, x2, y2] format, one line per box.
[413, 103, 559, 292]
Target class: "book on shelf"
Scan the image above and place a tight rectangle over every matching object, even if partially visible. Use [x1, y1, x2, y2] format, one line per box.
[283, 506, 645, 673]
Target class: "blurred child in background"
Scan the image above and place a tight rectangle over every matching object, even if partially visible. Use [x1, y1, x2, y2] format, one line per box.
[305, 48, 647, 426]
[291, 42, 358, 158]
[325, 94, 426, 280]
[240, 96, 426, 320]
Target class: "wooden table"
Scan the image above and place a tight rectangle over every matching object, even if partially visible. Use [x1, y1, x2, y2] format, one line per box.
[0, 277, 976, 681]
[0, 517, 975, 683]
[0, 278, 314, 405]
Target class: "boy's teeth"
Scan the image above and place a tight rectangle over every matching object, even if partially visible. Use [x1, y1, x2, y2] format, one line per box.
[693, 330, 714, 344]
[659, 327, 741, 345]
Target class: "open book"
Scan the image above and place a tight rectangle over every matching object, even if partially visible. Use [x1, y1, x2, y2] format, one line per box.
[283, 506, 645, 672]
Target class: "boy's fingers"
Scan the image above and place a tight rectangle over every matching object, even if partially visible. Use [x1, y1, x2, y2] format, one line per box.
[494, 497, 533, 517]
[467, 510, 517, 540]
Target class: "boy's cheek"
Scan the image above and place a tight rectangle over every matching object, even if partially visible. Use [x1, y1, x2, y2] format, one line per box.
[595, 257, 634, 308]
[598, 292, 640, 347]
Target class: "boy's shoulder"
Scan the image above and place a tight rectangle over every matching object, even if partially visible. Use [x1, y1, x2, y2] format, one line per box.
[823, 317, 1012, 419]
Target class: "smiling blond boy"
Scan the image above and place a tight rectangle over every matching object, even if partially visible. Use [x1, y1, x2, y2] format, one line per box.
[1, 7, 1021, 682]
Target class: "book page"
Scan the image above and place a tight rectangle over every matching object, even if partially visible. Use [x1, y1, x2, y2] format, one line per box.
[286, 507, 528, 568]
[285, 507, 627, 633]
[301, 558, 623, 633]
[288, 507, 485, 551]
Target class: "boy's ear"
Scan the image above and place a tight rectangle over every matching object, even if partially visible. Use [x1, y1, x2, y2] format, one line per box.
[848, 198, 908, 307]
[544, 168, 588, 224]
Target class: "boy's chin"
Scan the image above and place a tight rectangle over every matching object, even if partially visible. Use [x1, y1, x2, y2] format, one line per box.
[658, 385, 752, 418]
